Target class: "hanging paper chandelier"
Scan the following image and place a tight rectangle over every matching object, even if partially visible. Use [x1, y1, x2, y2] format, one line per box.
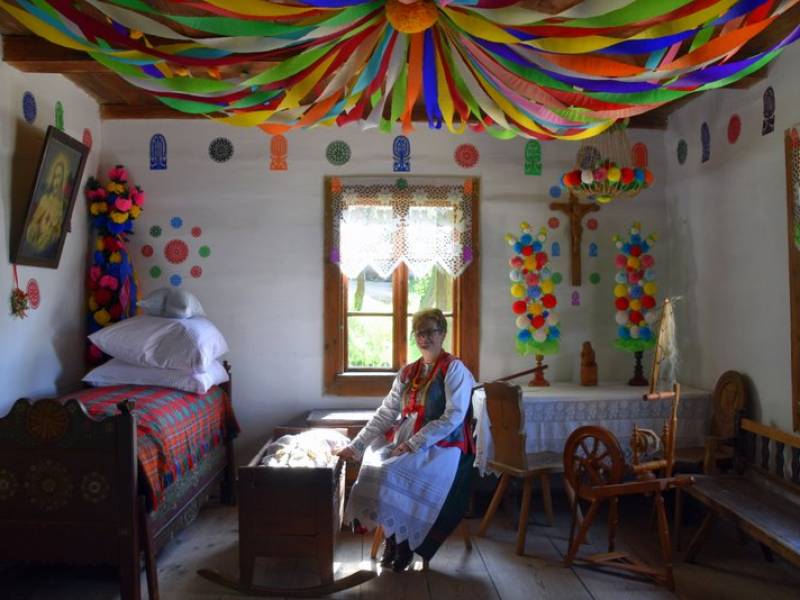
[2, 0, 800, 140]
[561, 121, 654, 204]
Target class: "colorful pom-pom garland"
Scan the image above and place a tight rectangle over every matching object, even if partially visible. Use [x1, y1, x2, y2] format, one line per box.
[561, 161, 654, 205]
[505, 223, 560, 356]
[612, 222, 658, 353]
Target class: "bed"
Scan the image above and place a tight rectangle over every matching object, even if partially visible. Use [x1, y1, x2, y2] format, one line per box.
[0, 363, 238, 600]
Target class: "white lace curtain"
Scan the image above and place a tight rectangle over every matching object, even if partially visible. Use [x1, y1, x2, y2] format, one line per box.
[329, 176, 476, 279]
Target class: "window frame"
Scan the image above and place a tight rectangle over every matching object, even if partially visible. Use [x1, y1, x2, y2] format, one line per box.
[323, 176, 480, 396]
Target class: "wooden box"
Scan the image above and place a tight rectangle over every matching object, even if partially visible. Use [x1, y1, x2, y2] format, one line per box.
[238, 438, 345, 586]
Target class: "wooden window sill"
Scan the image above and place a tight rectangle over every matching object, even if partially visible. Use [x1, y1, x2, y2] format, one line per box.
[325, 372, 396, 397]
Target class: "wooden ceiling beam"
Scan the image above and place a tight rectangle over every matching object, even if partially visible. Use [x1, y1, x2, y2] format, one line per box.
[2, 35, 107, 73]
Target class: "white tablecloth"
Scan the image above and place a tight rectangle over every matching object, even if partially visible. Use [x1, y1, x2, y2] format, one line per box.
[472, 383, 711, 476]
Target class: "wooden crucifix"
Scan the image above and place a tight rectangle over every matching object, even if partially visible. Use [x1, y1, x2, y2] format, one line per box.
[549, 193, 600, 286]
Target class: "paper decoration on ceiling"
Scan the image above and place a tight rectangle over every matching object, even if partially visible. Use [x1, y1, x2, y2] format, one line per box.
[551, 242, 560, 257]
[26, 279, 40, 310]
[631, 143, 649, 168]
[22, 91, 36, 124]
[270, 135, 287, 170]
[326, 141, 351, 166]
[571, 291, 580, 307]
[547, 217, 560, 229]
[577, 146, 601, 170]
[505, 223, 561, 357]
[85, 166, 145, 364]
[140, 218, 210, 285]
[10, 2, 796, 141]
[150, 134, 167, 170]
[524, 141, 541, 176]
[763, 87, 776, 135]
[454, 144, 479, 169]
[393, 136, 410, 172]
[589, 273, 601, 285]
[587, 218, 598, 231]
[54, 101, 64, 131]
[549, 186, 562, 199]
[613, 222, 658, 352]
[589, 243, 598, 258]
[209, 137, 233, 163]
[677, 140, 688, 165]
[728, 115, 741, 144]
[701, 123, 711, 163]
[82, 128, 93, 151]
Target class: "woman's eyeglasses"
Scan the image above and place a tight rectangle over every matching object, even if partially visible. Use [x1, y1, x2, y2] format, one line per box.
[414, 328, 442, 339]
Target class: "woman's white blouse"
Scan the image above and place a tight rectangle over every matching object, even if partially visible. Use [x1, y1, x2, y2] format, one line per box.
[348, 359, 475, 457]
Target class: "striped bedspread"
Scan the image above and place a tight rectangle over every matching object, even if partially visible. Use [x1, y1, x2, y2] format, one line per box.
[59, 385, 239, 508]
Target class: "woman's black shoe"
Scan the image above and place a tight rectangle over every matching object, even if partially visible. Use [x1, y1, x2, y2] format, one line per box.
[379, 535, 397, 567]
[392, 540, 414, 572]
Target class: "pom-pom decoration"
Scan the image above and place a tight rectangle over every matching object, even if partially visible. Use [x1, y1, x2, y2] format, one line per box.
[506, 223, 560, 357]
[612, 222, 658, 353]
[84, 165, 144, 364]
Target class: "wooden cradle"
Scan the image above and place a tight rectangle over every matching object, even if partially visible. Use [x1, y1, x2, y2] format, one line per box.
[0, 367, 236, 600]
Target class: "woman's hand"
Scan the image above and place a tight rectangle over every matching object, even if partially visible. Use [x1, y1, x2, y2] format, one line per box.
[334, 446, 359, 462]
[390, 442, 412, 457]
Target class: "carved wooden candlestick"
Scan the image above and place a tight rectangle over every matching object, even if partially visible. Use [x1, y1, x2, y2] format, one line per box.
[529, 354, 550, 387]
[628, 350, 649, 386]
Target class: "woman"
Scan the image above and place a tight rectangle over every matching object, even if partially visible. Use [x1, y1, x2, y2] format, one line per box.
[336, 308, 475, 572]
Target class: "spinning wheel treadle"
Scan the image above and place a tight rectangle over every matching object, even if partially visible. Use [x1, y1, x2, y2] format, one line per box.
[564, 426, 625, 494]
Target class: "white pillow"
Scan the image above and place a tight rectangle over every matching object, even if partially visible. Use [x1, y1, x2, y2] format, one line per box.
[88, 315, 228, 372]
[137, 288, 205, 319]
[83, 358, 229, 395]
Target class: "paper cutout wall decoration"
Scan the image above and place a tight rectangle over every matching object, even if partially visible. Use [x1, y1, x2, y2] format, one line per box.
[763, 87, 776, 135]
[150, 134, 167, 170]
[728, 115, 741, 144]
[701, 123, 711, 163]
[677, 140, 688, 165]
[589, 273, 601, 285]
[393, 136, 411, 172]
[82, 128, 93, 151]
[54, 101, 64, 131]
[326, 141, 351, 166]
[548, 217, 560, 229]
[270, 135, 288, 170]
[571, 291, 581, 306]
[505, 223, 560, 357]
[551, 242, 561, 257]
[524, 141, 542, 175]
[631, 143, 649, 168]
[139, 218, 210, 285]
[5, 2, 798, 141]
[454, 144, 479, 169]
[587, 218, 599, 231]
[589, 243, 598, 258]
[26, 279, 40, 310]
[549, 186, 562, 199]
[209, 137, 233, 163]
[22, 91, 36, 124]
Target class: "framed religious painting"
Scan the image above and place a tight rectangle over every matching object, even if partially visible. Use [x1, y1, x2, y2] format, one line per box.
[12, 126, 89, 268]
[784, 126, 800, 430]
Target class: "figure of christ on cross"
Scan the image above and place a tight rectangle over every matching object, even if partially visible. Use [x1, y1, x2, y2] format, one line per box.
[549, 194, 600, 286]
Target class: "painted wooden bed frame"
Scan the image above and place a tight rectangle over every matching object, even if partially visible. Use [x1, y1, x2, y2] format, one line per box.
[0, 362, 236, 600]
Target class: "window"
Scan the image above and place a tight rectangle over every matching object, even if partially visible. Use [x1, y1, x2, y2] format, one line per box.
[324, 176, 479, 396]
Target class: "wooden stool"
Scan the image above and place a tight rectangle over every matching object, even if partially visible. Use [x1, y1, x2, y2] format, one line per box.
[370, 521, 472, 570]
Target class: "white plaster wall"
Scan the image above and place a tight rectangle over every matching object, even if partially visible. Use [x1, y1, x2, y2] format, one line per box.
[664, 43, 800, 430]
[0, 57, 101, 414]
[102, 121, 668, 458]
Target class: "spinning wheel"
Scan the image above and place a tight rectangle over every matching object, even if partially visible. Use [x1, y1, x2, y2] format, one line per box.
[564, 426, 625, 495]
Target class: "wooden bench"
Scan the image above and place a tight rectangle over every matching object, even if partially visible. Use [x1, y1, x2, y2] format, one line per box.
[683, 417, 800, 567]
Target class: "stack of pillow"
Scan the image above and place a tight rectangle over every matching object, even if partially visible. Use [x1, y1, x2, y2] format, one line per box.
[83, 288, 229, 394]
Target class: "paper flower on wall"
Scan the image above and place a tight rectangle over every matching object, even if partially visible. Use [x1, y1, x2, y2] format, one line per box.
[505, 223, 560, 356]
[612, 222, 657, 353]
[85, 166, 145, 364]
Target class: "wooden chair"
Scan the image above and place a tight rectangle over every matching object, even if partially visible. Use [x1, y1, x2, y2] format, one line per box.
[369, 521, 472, 570]
[476, 381, 562, 555]
[675, 371, 747, 474]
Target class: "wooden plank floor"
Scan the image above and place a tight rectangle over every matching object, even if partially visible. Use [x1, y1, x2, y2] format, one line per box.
[2, 494, 800, 599]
